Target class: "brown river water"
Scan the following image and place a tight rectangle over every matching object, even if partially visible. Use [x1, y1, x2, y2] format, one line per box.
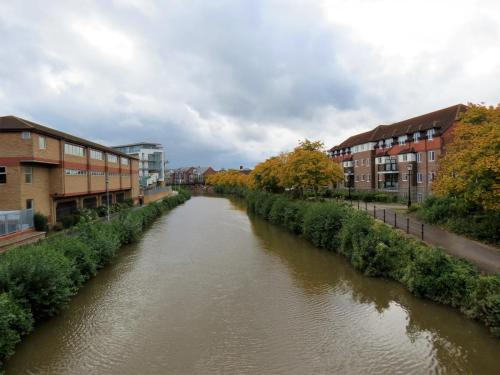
[6, 196, 500, 374]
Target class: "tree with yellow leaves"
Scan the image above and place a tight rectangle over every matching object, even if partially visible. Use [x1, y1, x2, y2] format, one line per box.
[281, 140, 343, 197]
[434, 104, 500, 211]
[251, 154, 287, 192]
[206, 169, 251, 188]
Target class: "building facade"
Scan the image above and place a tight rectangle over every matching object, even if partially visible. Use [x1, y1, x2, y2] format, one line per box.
[329, 104, 465, 202]
[112, 143, 166, 188]
[0, 116, 140, 226]
[169, 166, 217, 185]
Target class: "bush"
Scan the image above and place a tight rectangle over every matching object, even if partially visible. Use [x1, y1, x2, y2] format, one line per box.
[33, 213, 49, 232]
[283, 201, 307, 234]
[0, 245, 75, 320]
[303, 203, 347, 250]
[268, 197, 289, 225]
[0, 293, 33, 368]
[464, 275, 500, 336]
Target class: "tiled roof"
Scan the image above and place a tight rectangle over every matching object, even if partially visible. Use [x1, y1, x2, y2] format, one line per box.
[0, 116, 138, 159]
[330, 104, 465, 151]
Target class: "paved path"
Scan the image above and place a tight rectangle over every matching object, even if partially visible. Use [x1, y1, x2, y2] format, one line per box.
[345, 200, 500, 274]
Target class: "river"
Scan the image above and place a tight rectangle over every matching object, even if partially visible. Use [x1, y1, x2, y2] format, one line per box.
[6, 196, 500, 374]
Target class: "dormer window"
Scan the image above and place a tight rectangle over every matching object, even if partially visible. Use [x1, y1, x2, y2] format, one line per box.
[427, 128, 435, 140]
[398, 135, 407, 145]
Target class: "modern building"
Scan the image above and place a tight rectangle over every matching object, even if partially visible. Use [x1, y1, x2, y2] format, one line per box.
[329, 104, 466, 202]
[0, 116, 140, 227]
[112, 143, 165, 188]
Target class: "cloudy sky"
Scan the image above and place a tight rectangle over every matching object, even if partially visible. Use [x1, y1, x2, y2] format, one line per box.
[1, 0, 499, 168]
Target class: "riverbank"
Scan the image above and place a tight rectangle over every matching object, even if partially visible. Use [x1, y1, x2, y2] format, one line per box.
[214, 186, 499, 337]
[0, 189, 191, 370]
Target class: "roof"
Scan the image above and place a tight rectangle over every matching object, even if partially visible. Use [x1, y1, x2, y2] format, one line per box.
[330, 104, 466, 151]
[0, 116, 138, 159]
[113, 142, 163, 149]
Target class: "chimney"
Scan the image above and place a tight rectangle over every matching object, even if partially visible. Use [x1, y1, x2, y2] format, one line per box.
[240, 165, 243, 170]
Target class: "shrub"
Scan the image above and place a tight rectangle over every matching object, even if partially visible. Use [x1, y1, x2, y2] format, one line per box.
[33, 213, 49, 232]
[403, 247, 478, 308]
[0, 293, 33, 367]
[75, 221, 121, 267]
[283, 201, 307, 234]
[0, 245, 75, 320]
[303, 203, 347, 250]
[463, 275, 500, 336]
[268, 197, 289, 225]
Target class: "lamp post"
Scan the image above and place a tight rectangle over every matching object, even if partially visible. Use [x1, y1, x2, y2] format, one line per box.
[105, 173, 110, 221]
[407, 164, 413, 209]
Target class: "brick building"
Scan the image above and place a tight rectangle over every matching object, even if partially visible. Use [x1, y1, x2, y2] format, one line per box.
[0, 116, 140, 226]
[330, 104, 466, 202]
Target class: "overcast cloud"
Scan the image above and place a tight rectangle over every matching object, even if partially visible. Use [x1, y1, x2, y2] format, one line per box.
[1, 0, 499, 168]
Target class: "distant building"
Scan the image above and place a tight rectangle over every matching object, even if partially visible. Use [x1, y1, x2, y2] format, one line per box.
[169, 166, 217, 185]
[0, 116, 140, 228]
[113, 143, 165, 188]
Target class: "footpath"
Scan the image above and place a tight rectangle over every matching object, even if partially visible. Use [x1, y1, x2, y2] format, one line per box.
[345, 200, 500, 274]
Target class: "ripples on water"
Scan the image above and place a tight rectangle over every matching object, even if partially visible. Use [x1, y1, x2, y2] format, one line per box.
[6, 197, 500, 374]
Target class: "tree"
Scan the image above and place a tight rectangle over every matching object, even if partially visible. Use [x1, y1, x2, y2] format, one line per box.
[251, 154, 287, 192]
[434, 104, 500, 211]
[281, 141, 343, 197]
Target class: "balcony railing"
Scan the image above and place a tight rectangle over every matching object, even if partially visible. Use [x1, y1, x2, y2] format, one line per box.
[0, 209, 34, 237]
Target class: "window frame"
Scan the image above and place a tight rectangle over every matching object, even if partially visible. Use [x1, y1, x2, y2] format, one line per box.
[38, 135, 46, 150]
[0, 166, 6, 184]
[428, 151, 436, 162]
[21, 131, 31, 139]
[24, 166, 33, 184]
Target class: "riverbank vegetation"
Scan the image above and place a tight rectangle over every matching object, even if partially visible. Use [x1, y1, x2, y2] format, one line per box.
[206, 138, 499, 337]
[245, 190, 500, 337]
[415, 104, 500, 245]
[0, 189, 191, 369]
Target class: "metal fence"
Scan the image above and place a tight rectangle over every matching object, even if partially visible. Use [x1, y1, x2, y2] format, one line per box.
[0, 209, 34, 237]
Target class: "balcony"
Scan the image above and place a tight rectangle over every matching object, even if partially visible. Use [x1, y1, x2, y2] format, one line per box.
[377, 163, 398, 173]
[344, 166, 354, 175]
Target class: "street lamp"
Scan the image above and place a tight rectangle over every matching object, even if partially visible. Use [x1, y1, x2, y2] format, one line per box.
[407, 164, 413, 209]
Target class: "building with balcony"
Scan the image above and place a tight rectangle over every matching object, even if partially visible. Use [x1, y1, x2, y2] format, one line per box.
[330, 104, 466, 202]
[112, 143, 166, 188]
[0, 116, 140, 227]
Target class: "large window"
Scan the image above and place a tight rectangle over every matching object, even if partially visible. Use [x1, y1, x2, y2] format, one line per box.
[0, 166, 6, 184]
[107, 154, 118, 163]
[24, 167, 33, 183]
[39, 135, 46, 149]
[64, 169, 87, 176]
[121, 158, 129, 166]
[90, 149, 103, 160]
[65, 143, 85, 157]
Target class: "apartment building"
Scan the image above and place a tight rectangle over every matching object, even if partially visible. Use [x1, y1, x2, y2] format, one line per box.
[112, 142, 166, 188]
[0, 116, 140, 226]
[330, 104, 466, 202]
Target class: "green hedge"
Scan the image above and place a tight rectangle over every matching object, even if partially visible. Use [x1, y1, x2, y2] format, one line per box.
[244, 190, 500, 337]
[0, 189, 191, 368]
[416, 196, 499, 244]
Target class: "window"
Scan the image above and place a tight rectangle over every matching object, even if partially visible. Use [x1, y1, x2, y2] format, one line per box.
[385, 138, 393, 146]
[428, 151, 436, 162]
[65, 169, 87, 176]
[413, 132, 420, 143]
[398, 135, 407, 145]
[361, 175, 365, 181]
[355, 175, 359, 182]
[402, 154, 407, 162]
[367, 174, 371, 182]
[65, 143, 85, 157]
[378, 140, 384, 147]
[417, 193, 423, 203]
[361, 159, 365, 166]
[417, 172, 423, 183]
[0, 166, 6, 184]
[38, 136, 46, 149]
[377, 157, 382, 164]
[354, 160, 359, 167]
[428, 172, 436, 183]
[366, 158, 370, 165]
[417, 152, 422, 163]
[402, 173, 408, 181]
[26, 199, 33, 210]
[90, 149, 103, 160]
[21, 131, 31, 139]
[427, 128, 435, 140]
[107, 154, 118, 163]
[121, 158, 129, 166]
[24, 167, 33, 183]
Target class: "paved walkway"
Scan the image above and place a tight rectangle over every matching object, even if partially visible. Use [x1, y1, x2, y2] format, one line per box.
[346, 200, 500, 274]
